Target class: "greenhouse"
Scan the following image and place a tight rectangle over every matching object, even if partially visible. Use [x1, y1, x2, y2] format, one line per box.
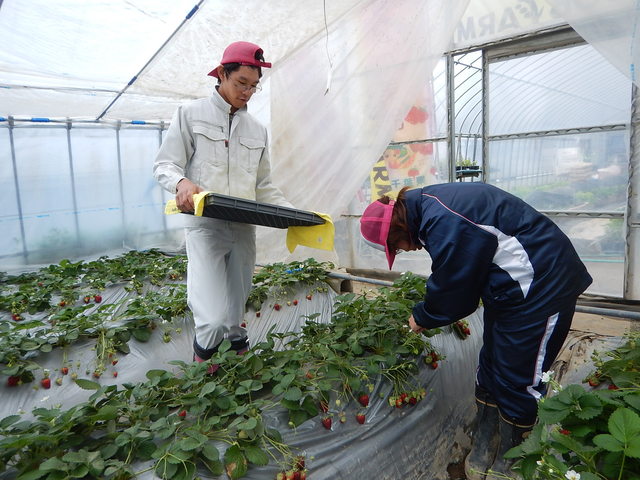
[1, 1, 639, 479]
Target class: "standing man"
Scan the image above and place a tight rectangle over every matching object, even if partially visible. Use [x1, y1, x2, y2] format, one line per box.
[153, 41, 293, 371]
[359, 183, 592, 479]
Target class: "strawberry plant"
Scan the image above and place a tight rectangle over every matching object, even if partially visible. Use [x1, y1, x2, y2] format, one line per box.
[0, 258, 457, 480]
[506, 332, 640, 480]
[246, 259, 334, 312]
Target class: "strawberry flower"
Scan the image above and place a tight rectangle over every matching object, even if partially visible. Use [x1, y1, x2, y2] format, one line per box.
[541, 370, 554, 383]
[565, 470, 580, 480]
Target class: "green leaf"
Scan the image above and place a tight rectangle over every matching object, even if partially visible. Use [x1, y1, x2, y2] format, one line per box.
[74, 379, 100, 390]
[69, 464, 89, 478]
[609, 407, 640, 444]
[166, 449, 191, 464]
[574, 394, 603, 420]
[579, 473, 603, 480]
[178, 437, 203, 451]
[201, 443, 220, 462]
[130, 326, 151, 342]
[39, 457, 68, 472]
[237, 417, 257, 431]
[224, 445, 248, 480]
[0, 414, 21, 428]
[288, 409, 311, 427]
[200, 381, 218, 397]
[284, 386, 302, 402]
[93, 405, 119, 421]
[155, 459, 177, 479]
[244, 445, 269, 466]
[280, 373, 295, 388]
[624, 392, 640, 411]
[16, 470, 48, 480]
[593, 433, 624, 452]
[137, 439, 157, 460]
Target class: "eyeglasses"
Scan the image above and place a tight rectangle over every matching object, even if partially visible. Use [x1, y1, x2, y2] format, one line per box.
[231, 79, 261, 94]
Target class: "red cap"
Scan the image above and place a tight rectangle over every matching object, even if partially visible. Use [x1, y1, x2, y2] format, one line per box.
[360, 200, 396, 269]
[208, 41, 272, 78]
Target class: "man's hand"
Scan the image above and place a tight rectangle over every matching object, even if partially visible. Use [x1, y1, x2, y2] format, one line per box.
[409, 315, 425, 334]
[175, 178, 203, 213]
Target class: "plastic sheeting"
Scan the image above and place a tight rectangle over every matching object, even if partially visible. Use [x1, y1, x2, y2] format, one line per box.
[0, 279, 483, 480]
[548, 0, 640, 89]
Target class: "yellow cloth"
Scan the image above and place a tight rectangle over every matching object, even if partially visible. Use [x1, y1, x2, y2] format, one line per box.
[286, 212, 334, 253]
[164, 191, 211, 216]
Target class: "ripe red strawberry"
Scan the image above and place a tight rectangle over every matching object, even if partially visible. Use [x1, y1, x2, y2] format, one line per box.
[7, 376, 20, 387]
[356, 413, 366, 424]
[113, 371, 118, 378]
[431, 361, 439, 369]
[112, 359, 118, 366]
[358, 394, 369, 407]
[305, 371, 314, 380]
[559, 429, 571, 435]
[321, 417, 332, 429]
[400, 392, 408, 402]
[94, 295, 102, 303]
[588, 378, 599, 387]
[464, 328, 471, 335]
[58, 300, 66, 307]
[256, 311, 261, 317]
[293, 300, 298, 306]
[83, 296, 91, 304]
[178, 409, 187, 418]
[294, 456, 305, 470]
[41, 378, 51, 389]
[274, 304, 281, 311]
[431, 352, 439, 361]
[240, 322, 247, 328]
[11, 313, 22, 321]
[608, 384, 619, 390]
[61, 367, 69, 375]
[395, 397, 403, 408]
[306, 294, 312, 300]
[409, 397, 417, 406]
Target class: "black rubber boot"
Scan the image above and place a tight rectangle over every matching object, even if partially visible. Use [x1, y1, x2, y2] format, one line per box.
[485, 414, 533, 480]
[464, 389, 500, 480]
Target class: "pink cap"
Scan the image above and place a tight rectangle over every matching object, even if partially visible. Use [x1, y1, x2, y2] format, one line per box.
[208, 41, 272, 78]
[360, 200, 396, 269]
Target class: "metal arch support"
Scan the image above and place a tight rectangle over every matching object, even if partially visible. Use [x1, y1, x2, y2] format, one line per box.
[95, 1, 205, 121]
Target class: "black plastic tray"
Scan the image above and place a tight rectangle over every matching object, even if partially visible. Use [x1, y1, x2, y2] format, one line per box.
[199, 193, 325, 229]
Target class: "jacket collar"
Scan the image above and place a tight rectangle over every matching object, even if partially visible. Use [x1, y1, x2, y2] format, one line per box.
[211, 86, 248, 115]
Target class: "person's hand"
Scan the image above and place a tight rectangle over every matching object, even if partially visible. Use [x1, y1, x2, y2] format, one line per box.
[409, 315, 425, 334]
[175, 178, 203, 213]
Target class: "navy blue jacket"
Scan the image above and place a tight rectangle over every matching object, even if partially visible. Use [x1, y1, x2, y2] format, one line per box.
[406, 183, 592, 328]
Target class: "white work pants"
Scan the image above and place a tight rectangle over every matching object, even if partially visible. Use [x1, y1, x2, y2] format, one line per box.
[185, 218, 256, 351]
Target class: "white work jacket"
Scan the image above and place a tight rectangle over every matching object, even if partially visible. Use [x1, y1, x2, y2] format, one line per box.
[153, 88, 292, 208]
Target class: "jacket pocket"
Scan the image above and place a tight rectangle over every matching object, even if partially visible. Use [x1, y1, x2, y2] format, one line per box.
[238, 136, 264, 173]
[192, 124, 226, 168]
